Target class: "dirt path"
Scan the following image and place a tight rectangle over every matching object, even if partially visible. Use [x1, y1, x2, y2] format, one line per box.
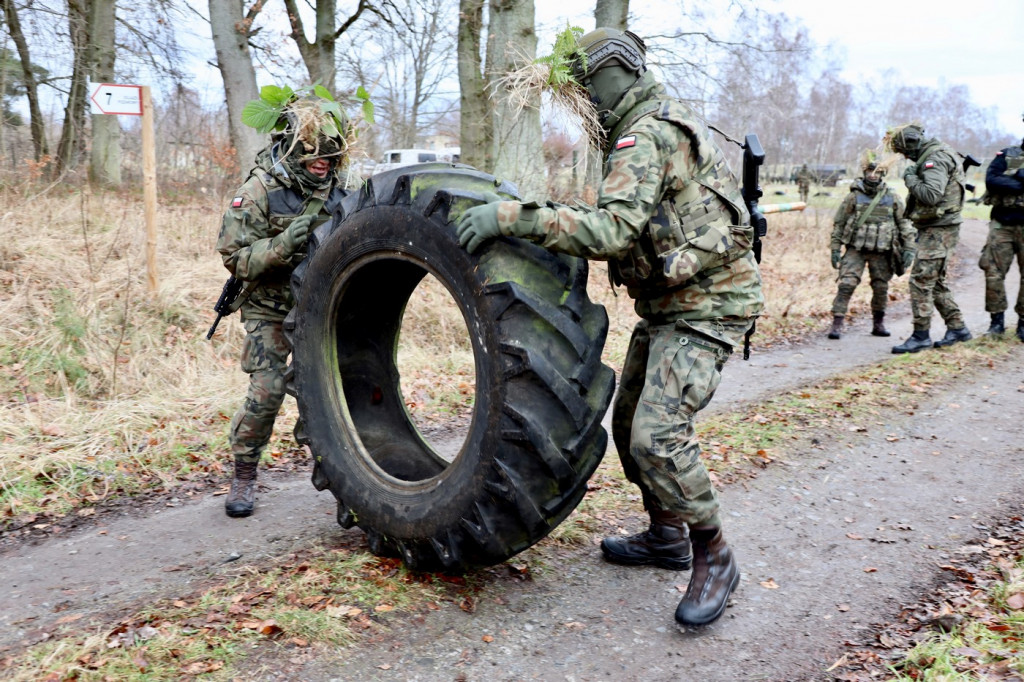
[2, 219, 1022, 680]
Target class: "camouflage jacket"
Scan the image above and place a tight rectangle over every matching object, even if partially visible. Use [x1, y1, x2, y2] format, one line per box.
[216, 145, 347, 322]
[796, 168, 812, 188]
[904, 138, 965, 228]
[830, 180, 915, 253]
[494, 73, 763, 347]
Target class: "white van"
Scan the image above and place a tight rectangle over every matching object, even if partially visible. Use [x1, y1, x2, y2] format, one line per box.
[372, 148, 461, 175]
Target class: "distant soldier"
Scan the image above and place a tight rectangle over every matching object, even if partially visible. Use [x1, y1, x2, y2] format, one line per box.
[216, 102, 349, 517]
[796, 163, 812, 203]
[827, 153, 916, 339]
[979, 112, 1024, 341]
[886, 123, 972, 353]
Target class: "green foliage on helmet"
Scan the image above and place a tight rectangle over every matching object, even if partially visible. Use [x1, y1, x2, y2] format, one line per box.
[884, 122, 924, 156]
[535, 24, 586, 88]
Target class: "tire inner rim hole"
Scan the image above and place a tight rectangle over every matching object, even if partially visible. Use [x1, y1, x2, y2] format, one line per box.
[336, 258, 475, 483]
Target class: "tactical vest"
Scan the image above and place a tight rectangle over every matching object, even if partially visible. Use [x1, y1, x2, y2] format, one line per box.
[984, 146, 1024, 208]
[605, 98, 751, 296]
[840, 188, 896, 251]
[908, 141, 965, 222]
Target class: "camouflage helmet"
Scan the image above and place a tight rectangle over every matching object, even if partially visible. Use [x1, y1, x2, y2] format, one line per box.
[886, 123, 925, 158]
[572, 28, 647, 81]
[278, 99, 349, 163]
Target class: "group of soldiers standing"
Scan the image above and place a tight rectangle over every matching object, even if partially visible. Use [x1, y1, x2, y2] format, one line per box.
[822, 118, 1024, 351]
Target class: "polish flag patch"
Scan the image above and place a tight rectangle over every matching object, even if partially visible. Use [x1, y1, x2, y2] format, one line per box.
[996, 151, 1005, 156]
[923, 162, 934, 169]
[231, 196, 244, 208]
[615, 135, 637, 150]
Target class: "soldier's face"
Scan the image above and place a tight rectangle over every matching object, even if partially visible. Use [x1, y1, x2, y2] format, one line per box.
[865, 168, 883, 183]
[304, 158, 332, 178]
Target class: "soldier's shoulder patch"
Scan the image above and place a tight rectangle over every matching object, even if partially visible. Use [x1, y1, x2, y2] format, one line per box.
[231, 196, 244, 208]
[996, 150, 1005, 156]
[923, 162, 934, 169]
[614, 135, 637, 150]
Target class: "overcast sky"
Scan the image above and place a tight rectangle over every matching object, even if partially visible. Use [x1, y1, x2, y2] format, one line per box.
[534, 0, 1024, 140]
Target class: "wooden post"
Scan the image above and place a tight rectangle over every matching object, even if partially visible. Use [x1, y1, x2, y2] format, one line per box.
[140, 85, 158, 293]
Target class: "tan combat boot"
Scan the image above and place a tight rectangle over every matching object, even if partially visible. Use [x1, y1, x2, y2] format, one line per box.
[225, 459, 258, 518]
[674, 527, 739, 626]
[601, 508, 693, 570]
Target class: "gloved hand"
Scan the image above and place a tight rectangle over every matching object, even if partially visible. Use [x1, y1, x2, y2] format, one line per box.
[457, 202, 502, 254]
[831, 249, 842, 269]
[274, 214, 314, 257]
[903, 165, 917, 182]
[901, 249, 915, 270]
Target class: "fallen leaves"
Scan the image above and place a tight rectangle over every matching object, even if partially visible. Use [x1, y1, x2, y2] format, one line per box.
[759, 578, 779, 589]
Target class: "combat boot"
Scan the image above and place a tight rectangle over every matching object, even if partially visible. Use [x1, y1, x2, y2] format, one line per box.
[986, 312, 1005, 335]
[674, 527, 739, 627]
[871, 311, 890, 337]
[827, 315, 843, 339]
[1017, 319, 1024, 343]
[601, 508, 693, 570]
[934, 326, 972, 348]
[225, 459, 258, 518]
[892, 330, 932, 354]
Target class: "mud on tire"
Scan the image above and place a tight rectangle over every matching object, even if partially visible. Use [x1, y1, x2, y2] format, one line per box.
[284, 164, 615, 571]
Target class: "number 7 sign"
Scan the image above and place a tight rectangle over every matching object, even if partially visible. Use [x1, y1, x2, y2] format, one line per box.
[89, 83, 143, 115]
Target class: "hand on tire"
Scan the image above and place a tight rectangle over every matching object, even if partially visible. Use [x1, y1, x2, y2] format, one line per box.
[830, 249, 841, 269]
[901, 249, 915, 270]
[457, 202, 502, 254]
[275, 214, 314, 257]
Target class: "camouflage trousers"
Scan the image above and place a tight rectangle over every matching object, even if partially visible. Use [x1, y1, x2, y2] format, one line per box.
[979, 220, 1024, 316]
[229, 319, 291, 464]
[908, 225, 964, 331]
[831, 247, 894, 315]
[611, 319, 739, 527]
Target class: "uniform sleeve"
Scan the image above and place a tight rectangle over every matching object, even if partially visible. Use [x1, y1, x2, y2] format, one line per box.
[986, 150, 1024, 194]
[905, 153, 954, 206]
[893, 193, 916, 247]
[215, 181, 292, 281]
[498, 130, 670, 259]
[830, 193, 854, 249]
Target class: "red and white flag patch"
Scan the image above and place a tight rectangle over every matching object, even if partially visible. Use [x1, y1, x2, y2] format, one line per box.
[615, 135, 637, 150]
[923, 162, 934, 169]
[231, 196, 244, 208]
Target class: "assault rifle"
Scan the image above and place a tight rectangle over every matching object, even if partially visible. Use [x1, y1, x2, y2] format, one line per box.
[961, 153, 981, 193]
[206, 275, 244, 340]
[741, 133, 767, 360]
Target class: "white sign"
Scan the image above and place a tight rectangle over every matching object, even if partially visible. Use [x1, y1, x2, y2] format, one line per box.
[89, 83, 143, 116]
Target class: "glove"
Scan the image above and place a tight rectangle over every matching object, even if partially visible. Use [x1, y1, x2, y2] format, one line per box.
[901, 249, 915, 270]
[457, 202, 502, 254]
[903, 165, 916, 182]
[274, 214, 314, 257]
[831, 249, 842, 269]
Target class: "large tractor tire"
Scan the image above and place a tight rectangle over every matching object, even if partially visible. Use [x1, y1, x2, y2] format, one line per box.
[283, 164, 615, 571]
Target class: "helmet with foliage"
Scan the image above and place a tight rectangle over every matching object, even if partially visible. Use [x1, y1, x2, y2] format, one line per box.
[885, 122, 925, 160]
[859, 149, 886, 189]
[570, 28, 647, 127]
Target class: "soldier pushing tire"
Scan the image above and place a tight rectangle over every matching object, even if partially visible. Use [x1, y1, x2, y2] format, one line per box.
[284, 164, 616, 572]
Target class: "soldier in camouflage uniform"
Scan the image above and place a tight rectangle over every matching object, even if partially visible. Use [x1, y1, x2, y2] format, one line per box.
[216, 114, 349, 517]
[979, 113, 1024, 341]
[796, 164, 812, 203]
[827, 157, 916, 339]
[887, 123, 972, 353]
[457, 28, 763, 627]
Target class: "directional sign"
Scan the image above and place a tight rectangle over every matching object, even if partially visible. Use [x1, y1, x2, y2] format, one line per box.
[89, 83, 143, 115]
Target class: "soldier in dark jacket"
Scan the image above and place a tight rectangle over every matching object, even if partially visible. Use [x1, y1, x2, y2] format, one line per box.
[216, 112, 349, 517]
[980, 114, 1024, 341]
[827, 155, 916, 339]
[457, 28, 763, 627]
[886, 123, 972, 353]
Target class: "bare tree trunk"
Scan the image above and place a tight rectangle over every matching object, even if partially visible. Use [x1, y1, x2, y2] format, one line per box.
[485, 0, 544, 200]
[208, 0, 262, 177]
[457, 0, 490, 171]
[1, 0, 48, 162]
[88, 0, 120, 187]
[594, 0, 628, 29]
[55, 0, 90, 177]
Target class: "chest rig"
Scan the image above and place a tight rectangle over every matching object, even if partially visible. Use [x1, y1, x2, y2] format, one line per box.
[606, 98, 750, 295]
[985, 146, 1024, 208]
[841, 187, 896, 251]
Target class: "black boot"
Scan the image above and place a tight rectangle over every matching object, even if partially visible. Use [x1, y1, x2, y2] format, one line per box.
[601, 508, 693, 570]
[827, 315, 843, 340]
[933, 326, 972, 348]
[871, 311, 890, 337]
[892, 330, 932, 354]
[225, 459, 258, 517]
[674, 527, 739, 627]
[1017, 319, 1024, 343]
[986, 312, 1006, 335]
